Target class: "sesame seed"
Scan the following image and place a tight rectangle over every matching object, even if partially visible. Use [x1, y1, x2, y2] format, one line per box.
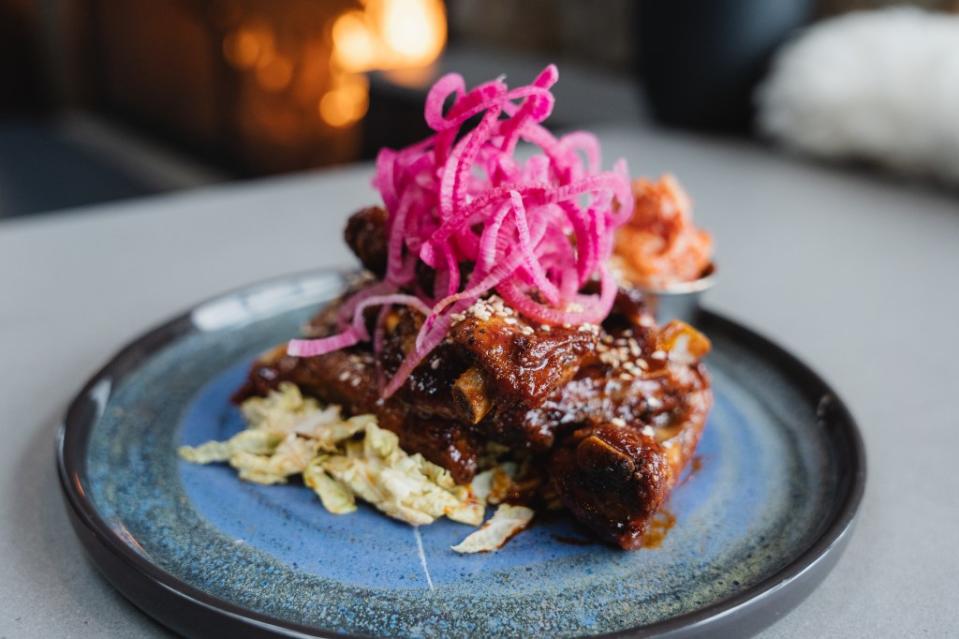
[611, 417, 627, 427]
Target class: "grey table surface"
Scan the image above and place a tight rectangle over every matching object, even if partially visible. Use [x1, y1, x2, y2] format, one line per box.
[1, 125, 957, 639]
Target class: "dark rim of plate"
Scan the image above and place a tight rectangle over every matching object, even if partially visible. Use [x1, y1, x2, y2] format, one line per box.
[56, 269, 867, 639]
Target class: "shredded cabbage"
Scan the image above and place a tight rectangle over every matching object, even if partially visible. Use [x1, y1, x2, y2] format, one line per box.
[179, 384, 519, 538]
[451, 504, 535, 554]
[303, 458, 356, 514]
[178, 428, 282, 464]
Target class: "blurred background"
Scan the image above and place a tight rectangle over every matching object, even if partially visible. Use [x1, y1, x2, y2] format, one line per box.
[1, 0, 956, 219]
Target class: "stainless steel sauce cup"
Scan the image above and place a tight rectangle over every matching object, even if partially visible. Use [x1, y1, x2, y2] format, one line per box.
[635, 263, 716, 324]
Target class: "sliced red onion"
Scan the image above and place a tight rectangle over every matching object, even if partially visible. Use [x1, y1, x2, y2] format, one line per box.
[288, 65, 633, 397]
[351, 294, 431, 340]
[287, 330, 361, 358]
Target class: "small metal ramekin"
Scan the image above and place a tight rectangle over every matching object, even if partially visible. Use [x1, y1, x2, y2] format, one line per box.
[635, 262, 716, 324]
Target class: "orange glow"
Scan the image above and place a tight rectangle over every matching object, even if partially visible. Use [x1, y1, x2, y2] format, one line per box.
[223, 31, 260, 69]
[320, 74, 370, 127]
[256, 56, 294, 92]
[377, 0, 446, 66]
[321, 0, 446, 127]
[332, 11, 378, 73]
[221, 2, 447, 137]
[331, 0, 446, 73]
[223, 21, 275, 70]
[383, 66, 437, 89]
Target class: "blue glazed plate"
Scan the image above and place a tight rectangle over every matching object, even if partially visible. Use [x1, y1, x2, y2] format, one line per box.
[58, 270, 865, 639]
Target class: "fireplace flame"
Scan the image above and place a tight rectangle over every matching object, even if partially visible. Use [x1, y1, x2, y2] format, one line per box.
[319, 73, 370, 128]
[322, 0, 446, 127]
[222, 0, 446, 143]
[332, 0, 446, 73]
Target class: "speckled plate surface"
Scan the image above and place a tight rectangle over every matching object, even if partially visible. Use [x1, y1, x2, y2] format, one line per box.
[58, 270, 865, 639]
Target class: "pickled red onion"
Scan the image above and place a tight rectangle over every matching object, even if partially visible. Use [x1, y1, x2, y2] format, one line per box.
[288, 65, 633, 397]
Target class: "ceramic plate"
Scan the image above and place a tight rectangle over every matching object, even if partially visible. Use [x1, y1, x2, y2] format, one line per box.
[58, 270, 865, 638]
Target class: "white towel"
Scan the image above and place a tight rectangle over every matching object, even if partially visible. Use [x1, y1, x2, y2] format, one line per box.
[756, 7, 959, 185]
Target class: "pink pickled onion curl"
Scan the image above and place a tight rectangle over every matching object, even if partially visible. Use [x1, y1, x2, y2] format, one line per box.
[289, 65, 633, 397]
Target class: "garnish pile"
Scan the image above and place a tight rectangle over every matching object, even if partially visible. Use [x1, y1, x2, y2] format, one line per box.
[289, 65, 633, 397]
[182, 66, 715, 554]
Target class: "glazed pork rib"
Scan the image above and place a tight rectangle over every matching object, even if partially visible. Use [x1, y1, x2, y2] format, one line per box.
[343, 207, 599, 424]
[232, 294, 599, 481]
[547, 320, 712, 549]
[343, 206, 388, 276]
[232, 293, 711, 548]
[233, 207, 713, 548]
[232, 344, 484, 483]
[374, 302, 596, 425]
